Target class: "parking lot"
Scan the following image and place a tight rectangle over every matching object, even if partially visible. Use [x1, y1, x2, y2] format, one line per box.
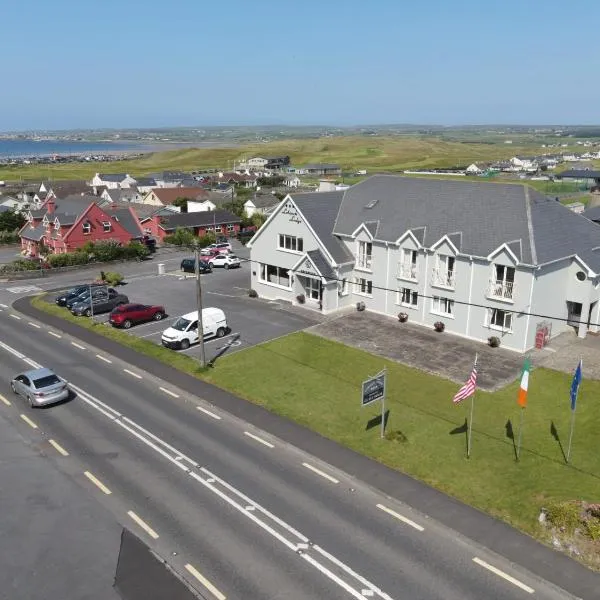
[47, 245, 323, 363]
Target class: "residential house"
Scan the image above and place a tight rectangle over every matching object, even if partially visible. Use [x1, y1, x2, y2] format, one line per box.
[187, 199, 217, 213]
[265, 156, 291, 171]
[101, 187, 142, 204]
[284, 175, 301, 188]
[245, 157, 269, 170]
[135, 177, 158, 194]
[465, 163, 482, 174]
[140, 187, 210, 207]
[243, 194, 281, 218]
[303, 163, 342, 176]
[248, 175, 600, 351]
[557, 169, 600, 187]
[0, 195, 27, 212]
[150, 171, 189, 188]
[19, 195, 142, 257]
[217, 172, 258, 188]
[140, 209, 241, 242]
[90, 173, 137, 189]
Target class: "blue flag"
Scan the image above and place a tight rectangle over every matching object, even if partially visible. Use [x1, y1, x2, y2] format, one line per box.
[570, 360, 582, 411]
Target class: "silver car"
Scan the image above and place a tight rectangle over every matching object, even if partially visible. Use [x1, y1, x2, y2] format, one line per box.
[10, 368, 69, 407]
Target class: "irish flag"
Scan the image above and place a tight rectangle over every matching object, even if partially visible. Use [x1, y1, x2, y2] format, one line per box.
[517, 358, 531, 407]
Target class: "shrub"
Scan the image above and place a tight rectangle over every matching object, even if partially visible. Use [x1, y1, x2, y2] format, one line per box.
[546, 501, 582, 533]
[103, 271, 124, 286]
[584, 518, 600, 541]
[398, 312, 409, 322]
[434, 321, 445, 332]
[197, 232, 216, 248]
[356, 301, 366, 311]
[296, 294, 306, 304]
[488, 336, 501, 347]
[248, 289, 258, 298]
[122, 241, 149, 260]
[164, 227, 195, 246]
[92, 240, 123, 263]
[0, 230, 20, 245]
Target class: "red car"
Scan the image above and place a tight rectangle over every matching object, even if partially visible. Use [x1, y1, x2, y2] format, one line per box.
[109, 303, 166, 329]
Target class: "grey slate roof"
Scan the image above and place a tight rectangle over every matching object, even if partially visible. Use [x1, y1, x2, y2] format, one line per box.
[54, 194, 98, 215]
[250, 194, 281, 209]
[307, 249, 336, 280]
[47, 180, 93, 198]
[291, 191, 354, 265]
[108, 208, 144, 237]
[558, 169, 600, 179]
[304, 163, 341, 170]
[52, 212, 77, 226]
[583, 206, 600, 222]
[159, 209, 241, 231]
[135, 177, 157, 187]
[20, 224, 46, 241]
[98, 173, 129, 182]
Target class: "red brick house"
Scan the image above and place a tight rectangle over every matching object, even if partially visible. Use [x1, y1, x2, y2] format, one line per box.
[19, 195, 143, 257]
[140, 209, 242, 242]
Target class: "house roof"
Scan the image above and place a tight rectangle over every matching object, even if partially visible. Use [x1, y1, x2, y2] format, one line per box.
[102, 188, 140, 202]
[54, 194, 99, 215]
[100, 200, 158, 220]
[52, 212, 77, 226]
[135, 177, 157, 187]
[249, 194, 281, 209]
[151, 171, 188, 182]
[291, 191, 354, 265]
[147, 187, 210, 205]
[306, 249, 336, 281]
[583, 206, 600, 222]
[158, 209, 241, 231]
[558, 169, 600, 179]
[20, 224, 46, 241]
[108, 207, 144, 237]
[304, 163, 341, 170]
[47, 180, 93, 198]
[97, 173, 130, 182]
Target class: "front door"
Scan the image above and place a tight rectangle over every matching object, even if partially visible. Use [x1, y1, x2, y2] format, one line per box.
[303, 277, 322, 307]
[566, 301, 582, 328]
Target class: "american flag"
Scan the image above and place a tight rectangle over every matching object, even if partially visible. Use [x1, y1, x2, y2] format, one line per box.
[453, 357, 478, 404]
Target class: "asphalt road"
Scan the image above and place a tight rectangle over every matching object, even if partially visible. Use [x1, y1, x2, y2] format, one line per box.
[0, 305, 582, 599]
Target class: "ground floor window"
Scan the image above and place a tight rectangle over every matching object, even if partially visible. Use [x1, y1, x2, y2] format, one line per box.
[354, 277, 373, 296]
[304, 277, 321, 300]
[432, 295, 454, 316]
[398, 287, 418, 307]
[488, 308, 512, 331]
[227, 224, 235, 232]
[259, 263, 291, 288]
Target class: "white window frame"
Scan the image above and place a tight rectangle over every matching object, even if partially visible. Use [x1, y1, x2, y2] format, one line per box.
[278, 234, 303, 253]
[227, 224, 235, 232]
[304, 277, 321, 300]
[431, 295, 454, 317]
[259, 263, 291, 289]
[102, 221, 112, 232]
[487, 308, 513, 332]
[339, 278, 349, 296]
[398, 249, 418, 281]
[356, 240, 373, 271]
[354, 277, 373, 297]
[397, 287, 418, 308]
[82, 222, 91, 235]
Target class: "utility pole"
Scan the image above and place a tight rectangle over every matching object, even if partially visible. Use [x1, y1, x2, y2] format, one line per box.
[194, 245, 206, 368]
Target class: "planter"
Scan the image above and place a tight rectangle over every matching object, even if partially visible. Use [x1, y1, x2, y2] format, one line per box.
[434, 321, 445, 332]
[296, 294, 306, 304]
[488, 336, 501, 348]
[398, 312, 409, 323]
[356, 301, 366, 312]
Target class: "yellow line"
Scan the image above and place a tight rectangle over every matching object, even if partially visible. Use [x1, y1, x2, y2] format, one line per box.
[48, 439, 69, 456]
[0, 394, 11, 406]
[84, 471, 112, 495]
[123, 369, 142, 379]
[185, 564, 226, 600]
[20, 414, 38, 429]
[127, 511, 159, 539]
[95, 354, 112, 363]
[48, 331, 62, 338]
[28, 322, 41, 328]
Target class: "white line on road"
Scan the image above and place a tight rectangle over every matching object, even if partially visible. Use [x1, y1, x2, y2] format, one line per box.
[138, 330, 163, 338]
[207, 291, 242, 298]
[196, 405, 221, 420]
[48, 439, 69, 456]
[302, 462, 339, 484]
[185, 564, 226, 600]
[0, 394, 11, 406]
[9, 314, 21, 320]
[472, 557, 534, 594]
[84, 471, 112, 495]
[48, 331, 62, 338]
[71, 342, 86, 350]
[20, 414, 38, 429]
[95, 354, 112, 363]
[28, 322, 41, 328]
[127, 510, 159, 539]
[0, 303, 8, 308]
[376, 503, 425, 532]
[123, 369, 142, 379]
[204, 332, 241, 345]
[159, 386, 179, 398]
[244, 431, 274, 448]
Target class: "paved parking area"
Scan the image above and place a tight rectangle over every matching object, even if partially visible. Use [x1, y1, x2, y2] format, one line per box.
[308, 311, 525, 391]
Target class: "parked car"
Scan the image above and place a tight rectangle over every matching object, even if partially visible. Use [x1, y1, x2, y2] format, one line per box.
[71, 290, 129, 316]
[180, 258, 212, 274]
[65, 286, 114, 310]
[55, 283, 105, 307]
[209, 254, 241, 269]
[109, 303, 166, 328]
[208, 242, 232, 253]
[161, 308, 227, 349]
[199, 247, 223, 258]
[10, 367, 69, 407]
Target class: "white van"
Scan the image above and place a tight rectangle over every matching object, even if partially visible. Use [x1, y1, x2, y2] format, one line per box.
[161, 308, 227, 350]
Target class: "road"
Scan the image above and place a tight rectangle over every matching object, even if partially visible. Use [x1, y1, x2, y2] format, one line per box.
[0, 306, 588, 599]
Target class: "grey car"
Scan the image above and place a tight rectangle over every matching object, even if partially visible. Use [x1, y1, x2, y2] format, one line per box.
[11, 368, 69, 407]
[71, 290, 129, 316]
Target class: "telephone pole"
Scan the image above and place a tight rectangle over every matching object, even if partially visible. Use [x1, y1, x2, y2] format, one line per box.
[194, 245, 206, 368]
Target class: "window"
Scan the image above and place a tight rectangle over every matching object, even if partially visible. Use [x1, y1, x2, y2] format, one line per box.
[102, 221, 112, 232]
[488, 264, 516, 300]
[398, 249, 418, 280]
[215, 226, 222, 233]
[398, 287, 418, 307]
[432, 295, 454, 316]
[354, 277, 373, 296]
[339, 278, 349, 296]
[259, 263, 291, 288]
[488, 309, 513, 331]
[82, 222, 91, 234]
[356, 241, 372, 270]
[227, 224, 235, 232]
[432, 254, 455, 287]
[278, 234, 303, 252]
[304, 277, 320, 300]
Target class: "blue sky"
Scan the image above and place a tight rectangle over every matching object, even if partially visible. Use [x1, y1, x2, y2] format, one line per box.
[2, 0, 599, 130]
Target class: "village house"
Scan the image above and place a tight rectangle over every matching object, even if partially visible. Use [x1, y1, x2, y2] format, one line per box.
[90, 173, 137, 189]
[150, 171, 189, 188]
[101, 187, 142, 204]
[140, 187, 210, 207]
[248, 175, 600, 352]
[243, 194, 281, 218]
[217, 172, 258, 188]
[135, 177, 158, 194]
[303, 163, 342, 177]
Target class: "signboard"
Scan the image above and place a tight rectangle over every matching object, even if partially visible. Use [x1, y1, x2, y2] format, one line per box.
[362, 371, 386, 406]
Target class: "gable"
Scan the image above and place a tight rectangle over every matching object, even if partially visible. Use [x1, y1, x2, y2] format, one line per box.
[488, 246, 519, 266]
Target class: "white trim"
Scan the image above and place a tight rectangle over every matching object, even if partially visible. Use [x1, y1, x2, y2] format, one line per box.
[431, 295, 455, 318]
[421, 250, 428, 322]
[385, 243, 390, 313]
[536, 253, 595, 277]
[430, 234, 460, 255]
[351, 222, 374, 240]
[290, 253, 324, 279]
[466, 257, 474, 337]
[523, 271, 536, 351]
[487, 242, 520, 266]
[393, 229, 422, 248]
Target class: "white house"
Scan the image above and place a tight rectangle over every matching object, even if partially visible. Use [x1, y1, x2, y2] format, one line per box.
[244, 195, 281, 218]
[465, 163, 482, 174]
[100, 188, 142, 204]
[90, 173, 137, 189]
[284, 175, 301, 188]
[248, 175, 600, 352]
[188, 199, 217, 213]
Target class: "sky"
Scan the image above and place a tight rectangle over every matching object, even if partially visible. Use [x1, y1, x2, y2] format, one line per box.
[2, 0, 599, 130]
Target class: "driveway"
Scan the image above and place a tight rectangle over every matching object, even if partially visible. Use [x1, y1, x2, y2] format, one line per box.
[308, 311, 525, 391]
[534, 329, 600, 379]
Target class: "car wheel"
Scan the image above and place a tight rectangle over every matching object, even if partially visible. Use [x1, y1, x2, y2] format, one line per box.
[123, 319, 132, 329]
[85, 308, 92, 317]
[216, 327, 225, 338]
[180, 339, 190, 350]
[225, 264, 229, 270]
[27, 395, 34, 408]
[10, 381, 17, 394]
[154, 312, 164, 321]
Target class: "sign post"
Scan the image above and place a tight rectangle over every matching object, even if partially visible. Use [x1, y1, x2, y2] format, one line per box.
[361, 369, 387, 438]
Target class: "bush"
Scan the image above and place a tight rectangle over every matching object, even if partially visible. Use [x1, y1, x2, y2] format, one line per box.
[0, 230, 20, 245]
[546, 501, 582, 533]
[248, 289, 258, 298]
[398, 312, 409, 322]
[296, 294, 306, 304]
[103, 271, 124, 286]
[434, 321, 445, 332]
[121, 241, 149, 260]
[164, 227, 195, 246]
[356, 301, 366, 311]
[197, 232, 216, 248]
[488, 336, 501, 347]
[584, 517, 600, 541]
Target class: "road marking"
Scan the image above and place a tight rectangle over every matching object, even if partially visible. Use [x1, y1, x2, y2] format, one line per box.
[6, 285, 42, 294]
[84, 471, 112, 495]
[138, 330, 163, 338]
[123, 369, 142, 379]
[0, 394, 11, 406]
[71, 342, 86, 350]
[48, 331, 62, 338]
[159, 386, 179, 398]
[184, 564, 226, 600]
[28, 322, 41, 328]
[244, 431, 274, 448]
[0, 303, 8, 308]
[302, 462, 339, 484]
[48, 439, 69, 456]
[376, 504, 425, 532]
[472, 557, 534, 594]
[9, 314, 21, 320]
[95, 354, 112, 363]
[127, 511, 159, 539]
[204, 332, 241, 345]
[196, 406, 221, 420]
[20, 414, 38, 429]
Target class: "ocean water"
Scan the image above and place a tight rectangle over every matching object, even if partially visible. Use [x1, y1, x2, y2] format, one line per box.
[0, 139, 154, 158]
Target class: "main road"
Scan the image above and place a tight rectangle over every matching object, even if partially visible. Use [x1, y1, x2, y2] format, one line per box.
[0, 304, 588, 599]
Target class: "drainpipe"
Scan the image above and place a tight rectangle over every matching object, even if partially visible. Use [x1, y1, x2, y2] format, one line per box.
[384, 242, 390, 314]
[421, 250, 429, 323]
[466, 256, 474, 338]
[522, 267, 538, 351]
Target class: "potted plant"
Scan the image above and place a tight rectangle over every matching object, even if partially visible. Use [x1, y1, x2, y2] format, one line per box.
[434, 321, 445, 332]
[356, 301, 366, 311]
[398, 312, 409, 323]
[488, 335, 501, 347]
[296, 294, 306, 304]
[248, 289, 258, 298]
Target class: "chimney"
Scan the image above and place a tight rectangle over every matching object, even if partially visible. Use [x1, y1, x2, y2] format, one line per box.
[46, 197, 56, 214]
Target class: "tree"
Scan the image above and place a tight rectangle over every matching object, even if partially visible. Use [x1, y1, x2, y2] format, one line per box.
[0, 209, 25, 232]
[172, 197, 190, 212]
[163, 227, 196, 246]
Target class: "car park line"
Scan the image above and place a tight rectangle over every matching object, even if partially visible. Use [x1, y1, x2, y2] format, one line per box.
[71, 342, 86, 350]
[28, 321, 41, 328]
[244, 431, 274, 448]
[9, 314, 21, 320]
[0, 393, 11, 406]
[95, 354, 112, 364]
[196, 406, 221, 420]
[123, 369, 142, 379]
[159, 386, 179, 398]
[20, 414, 38, 429]
[302, 463, 339, 484]
[48, 331, 62, 338]
[0, 303, 8, 308]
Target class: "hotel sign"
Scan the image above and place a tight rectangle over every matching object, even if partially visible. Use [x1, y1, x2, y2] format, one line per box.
[282, 201, 302, 224]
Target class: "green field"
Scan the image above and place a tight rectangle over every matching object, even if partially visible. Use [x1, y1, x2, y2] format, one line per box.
[0, 136, 547, 181]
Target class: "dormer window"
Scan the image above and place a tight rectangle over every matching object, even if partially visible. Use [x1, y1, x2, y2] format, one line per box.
[54, 218, 60, 229]
[102, 221, 112, 232]
[83, 222, 91, 234]
[356, 241, 372, 270]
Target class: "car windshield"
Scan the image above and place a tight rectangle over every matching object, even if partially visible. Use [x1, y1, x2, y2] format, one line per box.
[229, 255, 238, 259]
[172, 317, 192, 331]
[32, 374, 61, 388]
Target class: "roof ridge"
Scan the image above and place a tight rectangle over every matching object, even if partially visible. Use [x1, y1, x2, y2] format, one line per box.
[524, 187, 537, 264]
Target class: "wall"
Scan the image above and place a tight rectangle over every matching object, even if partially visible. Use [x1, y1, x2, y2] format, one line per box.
[64, 204, 134, 250]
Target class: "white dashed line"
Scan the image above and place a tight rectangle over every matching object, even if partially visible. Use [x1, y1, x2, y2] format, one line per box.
[71, 342, 85, 350]
[0, 303, 7, 308]
[196, 405, 221, 420]
[127, 510, 159, 539]
[185, 564, 226, 600]
[48, 331, 62, 338]
[472, 557, 534, 594]
[376, 503, 425, 532]
[159, 387, 179, 398]
[9, 314, 21, 320]
[95, 354, 112, 363]
[28, 322, 41, 328]
[244, 431, 274, 448]
[123, 369, 142, 379]
[48, 439, 69, 456]
[20, 414, 38, 429]
[302, 462, 339, 484]
[84, 471, 112, 495]
[0, 394, 11, 406]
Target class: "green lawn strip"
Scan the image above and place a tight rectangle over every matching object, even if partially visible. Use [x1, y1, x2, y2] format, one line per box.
[31, 295, 599, 543]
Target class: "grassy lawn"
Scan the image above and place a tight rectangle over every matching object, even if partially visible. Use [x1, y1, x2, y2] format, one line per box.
[30, 295, 599, 556]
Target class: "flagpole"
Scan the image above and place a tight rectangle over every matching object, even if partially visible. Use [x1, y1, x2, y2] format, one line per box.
[516, 406, 525, 461]
[467, 392, 475, 458]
